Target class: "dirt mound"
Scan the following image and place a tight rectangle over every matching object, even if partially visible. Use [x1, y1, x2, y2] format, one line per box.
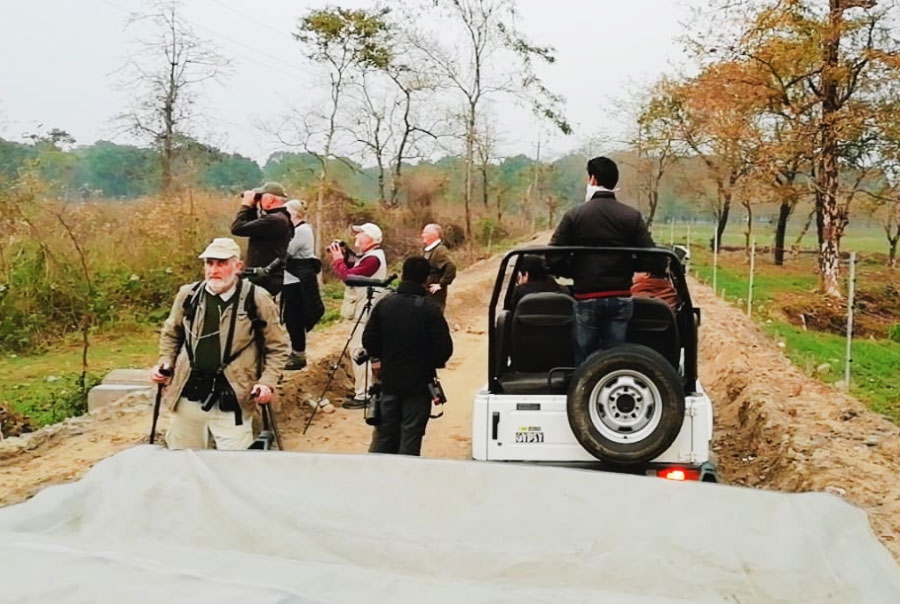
[696, 281, 900, 559]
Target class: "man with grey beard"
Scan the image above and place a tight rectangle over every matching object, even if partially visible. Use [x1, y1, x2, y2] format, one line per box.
[150, 237, 290, 450]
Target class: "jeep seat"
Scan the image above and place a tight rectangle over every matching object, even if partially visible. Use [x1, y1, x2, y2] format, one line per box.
[499, 292, 575, 394]
[627, 297, 680, 369]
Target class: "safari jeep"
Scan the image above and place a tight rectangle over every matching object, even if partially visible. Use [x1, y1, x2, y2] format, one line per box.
[471, 246, 717, 482]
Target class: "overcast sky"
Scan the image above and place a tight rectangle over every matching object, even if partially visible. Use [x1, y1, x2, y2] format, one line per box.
[0, 0, 692, 163]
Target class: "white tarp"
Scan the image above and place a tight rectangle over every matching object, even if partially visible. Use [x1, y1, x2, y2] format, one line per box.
[0, 445, 898, 603]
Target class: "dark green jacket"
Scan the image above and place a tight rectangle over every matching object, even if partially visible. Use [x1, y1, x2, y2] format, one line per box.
[424, 242, 457, 311]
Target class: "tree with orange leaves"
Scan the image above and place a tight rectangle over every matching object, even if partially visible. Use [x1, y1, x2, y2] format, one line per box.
[695, 0, 900, 295]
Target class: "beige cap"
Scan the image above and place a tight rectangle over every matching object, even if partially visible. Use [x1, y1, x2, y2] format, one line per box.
[351, 222, 383, 244]
[198, 237, 241, 260]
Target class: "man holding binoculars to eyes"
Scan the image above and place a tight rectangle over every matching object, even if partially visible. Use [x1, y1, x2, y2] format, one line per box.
[231, 181, 293, 296]
[327, 222, 388, 409]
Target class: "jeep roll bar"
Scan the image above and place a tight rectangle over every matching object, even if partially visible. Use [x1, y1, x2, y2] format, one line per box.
[487, 246, 699, 395]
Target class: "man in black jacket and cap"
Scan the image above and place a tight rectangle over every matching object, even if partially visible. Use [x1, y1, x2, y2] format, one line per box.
[231, 181, 294, 296]
[362, 256, 453, 456]
[550, 156, 655, 365]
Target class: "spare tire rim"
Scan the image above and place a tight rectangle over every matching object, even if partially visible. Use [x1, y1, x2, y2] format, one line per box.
[588, 369, 663, 444]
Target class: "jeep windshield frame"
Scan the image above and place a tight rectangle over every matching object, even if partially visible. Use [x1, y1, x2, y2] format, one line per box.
[488, 246, 699, 395]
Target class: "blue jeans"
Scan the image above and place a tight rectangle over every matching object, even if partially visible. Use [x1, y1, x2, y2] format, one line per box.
[573, 297, 634, 365]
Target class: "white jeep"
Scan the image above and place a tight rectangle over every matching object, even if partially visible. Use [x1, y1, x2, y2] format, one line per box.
[472, 246, 717, 482]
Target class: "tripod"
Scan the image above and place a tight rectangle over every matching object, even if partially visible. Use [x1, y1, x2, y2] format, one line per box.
[303, 275, 395, 434]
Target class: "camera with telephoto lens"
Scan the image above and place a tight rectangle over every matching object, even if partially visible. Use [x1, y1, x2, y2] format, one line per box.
[240, 258, 282, 282]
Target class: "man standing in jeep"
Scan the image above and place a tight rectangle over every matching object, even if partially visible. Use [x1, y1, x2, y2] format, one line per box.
[550, 156, 655, 365]
[150, 237, 290, 450]
[231, 181, 294, 296]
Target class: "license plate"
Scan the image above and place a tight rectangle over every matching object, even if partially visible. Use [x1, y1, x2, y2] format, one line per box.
[515, 430, 545, 444]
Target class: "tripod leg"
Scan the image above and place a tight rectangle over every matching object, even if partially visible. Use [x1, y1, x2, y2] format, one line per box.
[302, 300, 371, 434]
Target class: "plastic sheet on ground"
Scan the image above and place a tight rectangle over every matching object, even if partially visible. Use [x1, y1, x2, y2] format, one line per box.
[0, 446, 898, 603]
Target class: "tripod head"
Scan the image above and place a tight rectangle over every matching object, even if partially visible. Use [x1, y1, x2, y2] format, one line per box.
[346, 273, 398, 301]
[344, 273, 398, 289]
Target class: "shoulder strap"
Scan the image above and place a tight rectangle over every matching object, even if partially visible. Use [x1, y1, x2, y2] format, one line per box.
[220, 279, 244, 364]
[182, 281, 205, 366]
[220, 281, 268, 368]
[182, 281, 204, 323]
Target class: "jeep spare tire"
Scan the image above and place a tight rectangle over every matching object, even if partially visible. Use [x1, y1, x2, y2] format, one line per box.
[567, 344, 685, 465]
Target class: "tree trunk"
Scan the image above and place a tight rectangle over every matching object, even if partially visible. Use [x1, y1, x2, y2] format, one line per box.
[816, 0, 845, 298]
[480, 161, 489, 208]
[376, 156, 386, 206]
[464, 109, 475, 239]
[647, 189, 659, 229]
[710, 194, 731, 251]
[743, 202, 753, 257]
[773, 200, 794, 266]
[889, 237, 897, 269]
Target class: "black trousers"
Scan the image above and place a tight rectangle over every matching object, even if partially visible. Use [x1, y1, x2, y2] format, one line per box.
[281, 282, 306, 352]
[369, 388, 431, 456]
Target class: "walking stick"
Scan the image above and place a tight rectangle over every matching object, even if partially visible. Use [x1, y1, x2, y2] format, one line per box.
[149, 366, 172, 444]
[262, 403, 284, 451]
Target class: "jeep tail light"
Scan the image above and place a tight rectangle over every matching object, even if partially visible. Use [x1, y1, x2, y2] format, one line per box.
[657, 468, 700, 481]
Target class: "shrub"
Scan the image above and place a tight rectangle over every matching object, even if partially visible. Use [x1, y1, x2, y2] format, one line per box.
[889, 323, 900, 344]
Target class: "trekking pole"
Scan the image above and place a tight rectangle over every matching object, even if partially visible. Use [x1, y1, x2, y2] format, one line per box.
[149, 366, 173, 444]
[262, 403, 284, 451]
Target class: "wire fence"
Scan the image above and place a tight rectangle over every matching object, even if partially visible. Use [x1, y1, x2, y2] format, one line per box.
[663, 218, 871, 393]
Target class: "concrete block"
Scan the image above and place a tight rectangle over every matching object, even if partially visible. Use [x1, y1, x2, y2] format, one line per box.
[88, 384, 153, 412]
[102, 369, 154, 386]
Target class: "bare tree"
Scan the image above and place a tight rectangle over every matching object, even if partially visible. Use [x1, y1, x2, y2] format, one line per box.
[403, 0, 570, 238]
[293, 7, 391, 249]
[633, 87, 680, 229]
[118, 0, 228, 197]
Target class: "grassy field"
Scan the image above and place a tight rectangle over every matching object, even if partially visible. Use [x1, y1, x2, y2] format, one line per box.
[0, 233, 527, 431]
[663, 220, 900, 422]
[0, 281, 351, 432]
[0, 323, 159, 430]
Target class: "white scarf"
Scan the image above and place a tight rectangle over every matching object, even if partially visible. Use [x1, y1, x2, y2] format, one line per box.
[585, 184, 620, 202]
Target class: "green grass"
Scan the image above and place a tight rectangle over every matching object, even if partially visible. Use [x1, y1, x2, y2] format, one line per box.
[767, 323, 900, 421]
[653, 219, 892, 255]
[0, 324, 158, 428]
[682, 231, 900, 422]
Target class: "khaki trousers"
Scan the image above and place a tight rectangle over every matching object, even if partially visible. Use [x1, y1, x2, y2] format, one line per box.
[165, 398, 254, 450]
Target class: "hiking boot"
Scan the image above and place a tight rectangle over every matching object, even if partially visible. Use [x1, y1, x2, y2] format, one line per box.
[343, 397, 368, 410]
[285, 352, 307, 371]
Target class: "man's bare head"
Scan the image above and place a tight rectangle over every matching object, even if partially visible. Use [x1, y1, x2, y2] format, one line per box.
[421, 223, 442, 247]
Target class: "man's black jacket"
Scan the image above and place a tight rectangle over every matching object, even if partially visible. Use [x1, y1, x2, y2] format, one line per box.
[231, 206, 293, 294]
[362, 281, 453, 395]
[549, 191, 655, 295]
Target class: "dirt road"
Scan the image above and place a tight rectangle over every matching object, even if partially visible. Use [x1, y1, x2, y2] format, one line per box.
[1, 237, 899, 561]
